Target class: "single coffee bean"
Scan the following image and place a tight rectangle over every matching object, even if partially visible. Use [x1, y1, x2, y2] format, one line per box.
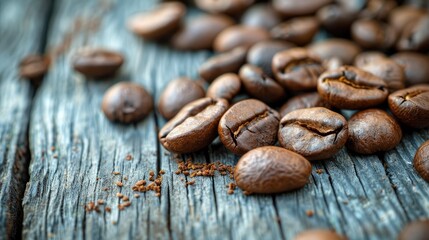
[239, 64, 286, 104]
[19, 54, 49, 83]
[195, 0, 254, 16]
[279, 107, 348, 160]
[354, 51, 386, 67]
[308, 39, 362, 65]
[206, 73, 241, 101]
[346, 109, 402, 154]
[240, 3, 282, 30]
[199, 47, 247, 82]
[414, 140, 429, 183]
[271, 17, 320, 46]
[234, 146, 311, 194]
[72, 48, 124, 78]
[317, 66, 388, 109]
[317, 4, 358, 37]
[159, 98, 229, 153]
[351, 19, 397, 50]
[323, 57, 343, 71]
[398, 219, 429, 240]
[158, 77, 205, 120]
[213, 25, 270, 52]
[218, 99, 280, 155]
[391, 52, 429, 86]
[388, 85, 429, 128]
[389, 5, 427, 33]
[359, 0, 396, 20]
[294, 229, 345, 240]
[273, 0, 332, 17]
[279, 92, 332, 117]
[397, 15, 429, 52]
[246, 40, 295, 77]
[102, 82, 153, 124]
[127, 2, 186, 40]
[272, 48, 325, 91]
[170, 14, 234, 51]
[359, 58, 405, 93]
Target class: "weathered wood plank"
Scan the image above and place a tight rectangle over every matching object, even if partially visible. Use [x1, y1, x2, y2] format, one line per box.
[0, 0, 51, 238]
[21, 0, 429, 239]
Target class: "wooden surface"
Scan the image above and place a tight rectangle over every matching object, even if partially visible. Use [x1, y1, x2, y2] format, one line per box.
[0, 0, 428, 239]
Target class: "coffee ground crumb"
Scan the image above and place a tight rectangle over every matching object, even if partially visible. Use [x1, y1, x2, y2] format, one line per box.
[316, 169, 324, 174]
[306, 210, 314, 217]
[116, 181, 123, 187]
[112, 171, 120, 175]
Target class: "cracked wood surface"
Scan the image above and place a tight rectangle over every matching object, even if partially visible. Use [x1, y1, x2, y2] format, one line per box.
[0, 0, 428, 239]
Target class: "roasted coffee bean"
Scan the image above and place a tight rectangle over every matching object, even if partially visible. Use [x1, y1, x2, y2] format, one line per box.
[317, 4, 358, 36]
[170, 14, 234, 51]
[359, 0, 396, 20]
[158, 77, 205, 120]
[199, 47, 247, 82]
[351, 19, 397, 50]
[388, 85, 429, 128]
[391, 52, 429, 86]
[239, 64, 286, 104]
[389, 5, 427, 33]
[213, 25, 270, 52]
[72, 48, 124, 78]
[336, 0, 365, 12]
[354, 51, 386, 67]
[397, 15, 429, 52]
[279, 92, 332, 117]
[278, 107, 348, 160]
[317, 66, 388, 109]
[359, 58, 405, 93]
[346, 109, 402, 154]
[308, 39, 361, 65]
[246, 40, 295, 77]
[102, 82, 153, 124]
[19, 54, 49, 83]
[414, 140, 429, 183]
[234, 146, 311, 194]
[241, 3, 282, 30]
[273, 0, 332, 17]
[294, 229, 345, 240]
[195, 0, 254, 16]
[271, 17, 320, 46]
[398, 219, 429, 240]
[159, 98, 228, 153]
[127, 2, 186, 40]
[206, 73, 241, 101]
[272, 48, 325, 91]
[218, 99, 280, 155]
[323, 57, 343, 71]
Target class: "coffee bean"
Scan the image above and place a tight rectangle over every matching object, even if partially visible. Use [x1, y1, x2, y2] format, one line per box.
[239, 64, 286, 104]
[271, 17, 320, 46]
[323, 57, 343, 71]
[158, 77, 205, 120]
[273, 0, 332, 17]
[294, 229, 345, 240]
[391, 52, 429, 86]
[389, 5, 427, 33]
[317, 66, 388, 109]
[317, 4, 357, 36]
[234, 146, 311, 194]
[272, 48, 325, 91]
[388, 85, 429, 128]
[19, 54, 49, 83]
[346, 109, 402, 154]
[241, 3, 282, 30]
[195, 0, 254, 16]
[278, 107, 348, 160]
[102, 82, 153, 124]
[127, 2, 185, 40]
[159, 98, 228, 153]
[414, 140, 429, 183]
[218, 99, 280, 155]
[308, 38, 362, 65]
[170, 14, 234, 51]
[354, 51, 386, 67]
[213, 25, 270, 52]
[72, 48, 124, 78]
[279, 92, 332, 117]
[397, 15, 429, 52]
[336, 0, 365, 12]
[246, 40, 295, 77]
[351, 19, 397, 50]
[359, 58, 405, 93]
[206, 73, 241, 101]
[398, 219, 429, 240]
[199, 47, 247, 82]
[359, 0, 396, 20]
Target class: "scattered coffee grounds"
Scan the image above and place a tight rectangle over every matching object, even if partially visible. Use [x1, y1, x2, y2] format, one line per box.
[175, 158, 235, 180]
[306, 210, 314, 217]
[125, 154, 133, 161]
[116, 181, 124, 187]
[84, 201, 100, 213]
[131, 169, 165, 197]
[185, 180, 195, 187]
[226, 183, 236, 195]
